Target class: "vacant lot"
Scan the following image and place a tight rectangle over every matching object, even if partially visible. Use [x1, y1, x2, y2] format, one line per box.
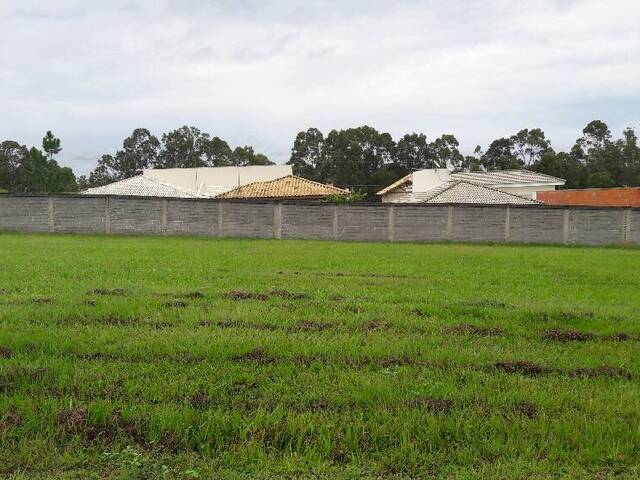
[0, 233, 639, 479]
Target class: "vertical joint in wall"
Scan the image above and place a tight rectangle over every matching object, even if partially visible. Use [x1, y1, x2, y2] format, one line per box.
[504, 206, 511, 242]
[623, 208, 632, 243]
[216, 202, 224, 237]
[273, 202, 282, 239]
[47, 197, 55, 233]
[388, 206, 395, 242]
[446, 206, 453, 240]
[563, 209, 570, 244]
[161, 199, 168, 235]
[332, 205, 339, 240]
[104, 196, 111, 234]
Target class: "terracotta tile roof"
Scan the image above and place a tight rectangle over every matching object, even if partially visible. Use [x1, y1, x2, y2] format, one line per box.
[392, 181, 540, 205]
[376, 174, 412, 195]
[216, 175, 349, 199]
[82, 175, 201, 198]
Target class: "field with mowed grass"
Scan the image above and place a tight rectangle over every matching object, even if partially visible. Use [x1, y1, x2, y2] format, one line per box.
[0, 233, 639, 479]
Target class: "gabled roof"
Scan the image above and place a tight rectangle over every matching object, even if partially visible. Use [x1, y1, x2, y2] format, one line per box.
[450, 169, 565, 186]
[376, 174, 412, 195]
[82, 175, 200, 198]
[216, 175, 349, 199]
[393, 180, 540, 205]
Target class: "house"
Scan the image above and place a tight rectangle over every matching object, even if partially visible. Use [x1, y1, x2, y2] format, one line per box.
[82, 166, 349, 201]
[216, 175, 348, 200]
[377, 169, 564, 204]
[537, 187, 640, 207]
[83, 165, 293, 198]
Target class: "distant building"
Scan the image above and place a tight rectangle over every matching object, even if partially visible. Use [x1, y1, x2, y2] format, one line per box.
[377, 169, 564, 204]
[537, 187, 640, 207]
[81, 166, 348, 201]
[82, 165, 293, 198]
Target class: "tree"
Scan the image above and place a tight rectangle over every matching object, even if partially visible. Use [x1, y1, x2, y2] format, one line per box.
[481, 138, 521, 170]
[430, 134, 465, 170]
[510, 128, 551, 166]
[0, 140, 29, 191]
[323, 126, 395, 194]
[392, 133, 433, 175]
[15, 147, 77, 193]
[156, 126, 209, 169]
[42, 130, 62, 160]
[202, 136, 233, 167]
[288, 128, 326, 180]
[231, 146, 274, 166]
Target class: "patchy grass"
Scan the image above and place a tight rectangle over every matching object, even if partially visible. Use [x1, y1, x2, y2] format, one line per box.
[0, 233, 639, 478]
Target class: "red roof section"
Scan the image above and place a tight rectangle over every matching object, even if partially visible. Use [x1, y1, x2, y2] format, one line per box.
[537, 188, 640, 207]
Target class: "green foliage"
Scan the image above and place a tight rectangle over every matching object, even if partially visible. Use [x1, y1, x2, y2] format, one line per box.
[1, 234, 640, 477]
[324, 190, 367, 203]
[42, 130, 62, 160]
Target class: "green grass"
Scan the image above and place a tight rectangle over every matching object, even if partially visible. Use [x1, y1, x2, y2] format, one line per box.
[1, 233, 639, 479]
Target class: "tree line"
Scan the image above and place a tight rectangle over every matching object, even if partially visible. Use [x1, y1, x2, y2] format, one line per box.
[1, 120, 638, 195]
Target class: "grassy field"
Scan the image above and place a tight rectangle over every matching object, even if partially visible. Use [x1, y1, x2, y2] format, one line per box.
[0, 233, 639, 479]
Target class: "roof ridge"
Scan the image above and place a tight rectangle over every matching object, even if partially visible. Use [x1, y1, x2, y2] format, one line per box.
[376, 174, 412, 195]
[421, 180, 462, 201]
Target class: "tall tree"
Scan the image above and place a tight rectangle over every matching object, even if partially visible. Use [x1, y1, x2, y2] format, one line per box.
[15, 147, 76, 193]
[430, 134, 465, 171]
[231, 146, 274, 166]
[42, 130, 62, 160]
[0, 141, 29, 191]
[323, 126, 395, 193]
[156, 126, 209, 169]
[288, 128, 326, 180]
[510, 128, 551, 166]
[481, 138, 521, 170]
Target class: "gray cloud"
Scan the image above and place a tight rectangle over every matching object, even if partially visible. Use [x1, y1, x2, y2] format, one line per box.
[1, 0, 639, 175]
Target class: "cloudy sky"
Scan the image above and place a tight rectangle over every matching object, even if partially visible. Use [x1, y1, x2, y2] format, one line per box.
[1, 0, 639, 175]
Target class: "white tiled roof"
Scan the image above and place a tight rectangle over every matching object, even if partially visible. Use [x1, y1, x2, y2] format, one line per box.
[392, 181, 540, 205]
[82, 175, 200, 198]
[450, 169, 564, 186]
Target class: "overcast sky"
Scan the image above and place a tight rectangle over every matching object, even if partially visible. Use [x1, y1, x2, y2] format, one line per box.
[1, 0, 639, 175]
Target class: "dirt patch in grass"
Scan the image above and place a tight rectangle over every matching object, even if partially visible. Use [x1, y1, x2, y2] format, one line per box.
[31, 297, 53, 305]
[542, 329, 595, 342]
[183, 291, 205, 299]
[379, 354, 417, 368]
[293, 353, 329, 366]
[347, 305, 366, 314]
[57, 407, 88, 434]
[511, 401, 538, 418]
[0, 408, 23, 431]
[83, 300, 97, 307]
[224, 290, 268, 301]
[189, 390, 212, 409]
[270, 289, 310, 300]
[152, 322, 174, 329]
[330, 294, 346, 302]
[99, 315, 139, 326]
[362, 319, 386, 331]
[215, 319, 279, 331]
[296, 320, 333, 332]
[232, 347, 276, 364]
[89, 288, 129, 296]
[406, 397, 454, 412]
[494, 361, 549, 376]
[0, 346, 13, 358]
[448, 323, 504, 337]
[569, 365, 632, 379]
[601, 333, 633, 342]
[162, 300, 188, 308]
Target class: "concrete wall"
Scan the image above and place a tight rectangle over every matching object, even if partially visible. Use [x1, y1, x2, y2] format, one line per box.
[0, 195, 637, 247]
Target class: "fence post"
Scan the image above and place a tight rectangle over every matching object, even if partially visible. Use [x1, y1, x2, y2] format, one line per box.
[161, 199, 168, 235]
[273, 202, 282, 239]
[504, 206, 511, 242]
[446, 206, 453, 240]
[388, 206, 395, 242]
[105, 197, 111, 234]
[332, 205, 339, 240]
[623, 208, 632, 243]
[47, 197, 55, 233]
[563, 209, 570, 244]
[217, 202, 224, 237]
